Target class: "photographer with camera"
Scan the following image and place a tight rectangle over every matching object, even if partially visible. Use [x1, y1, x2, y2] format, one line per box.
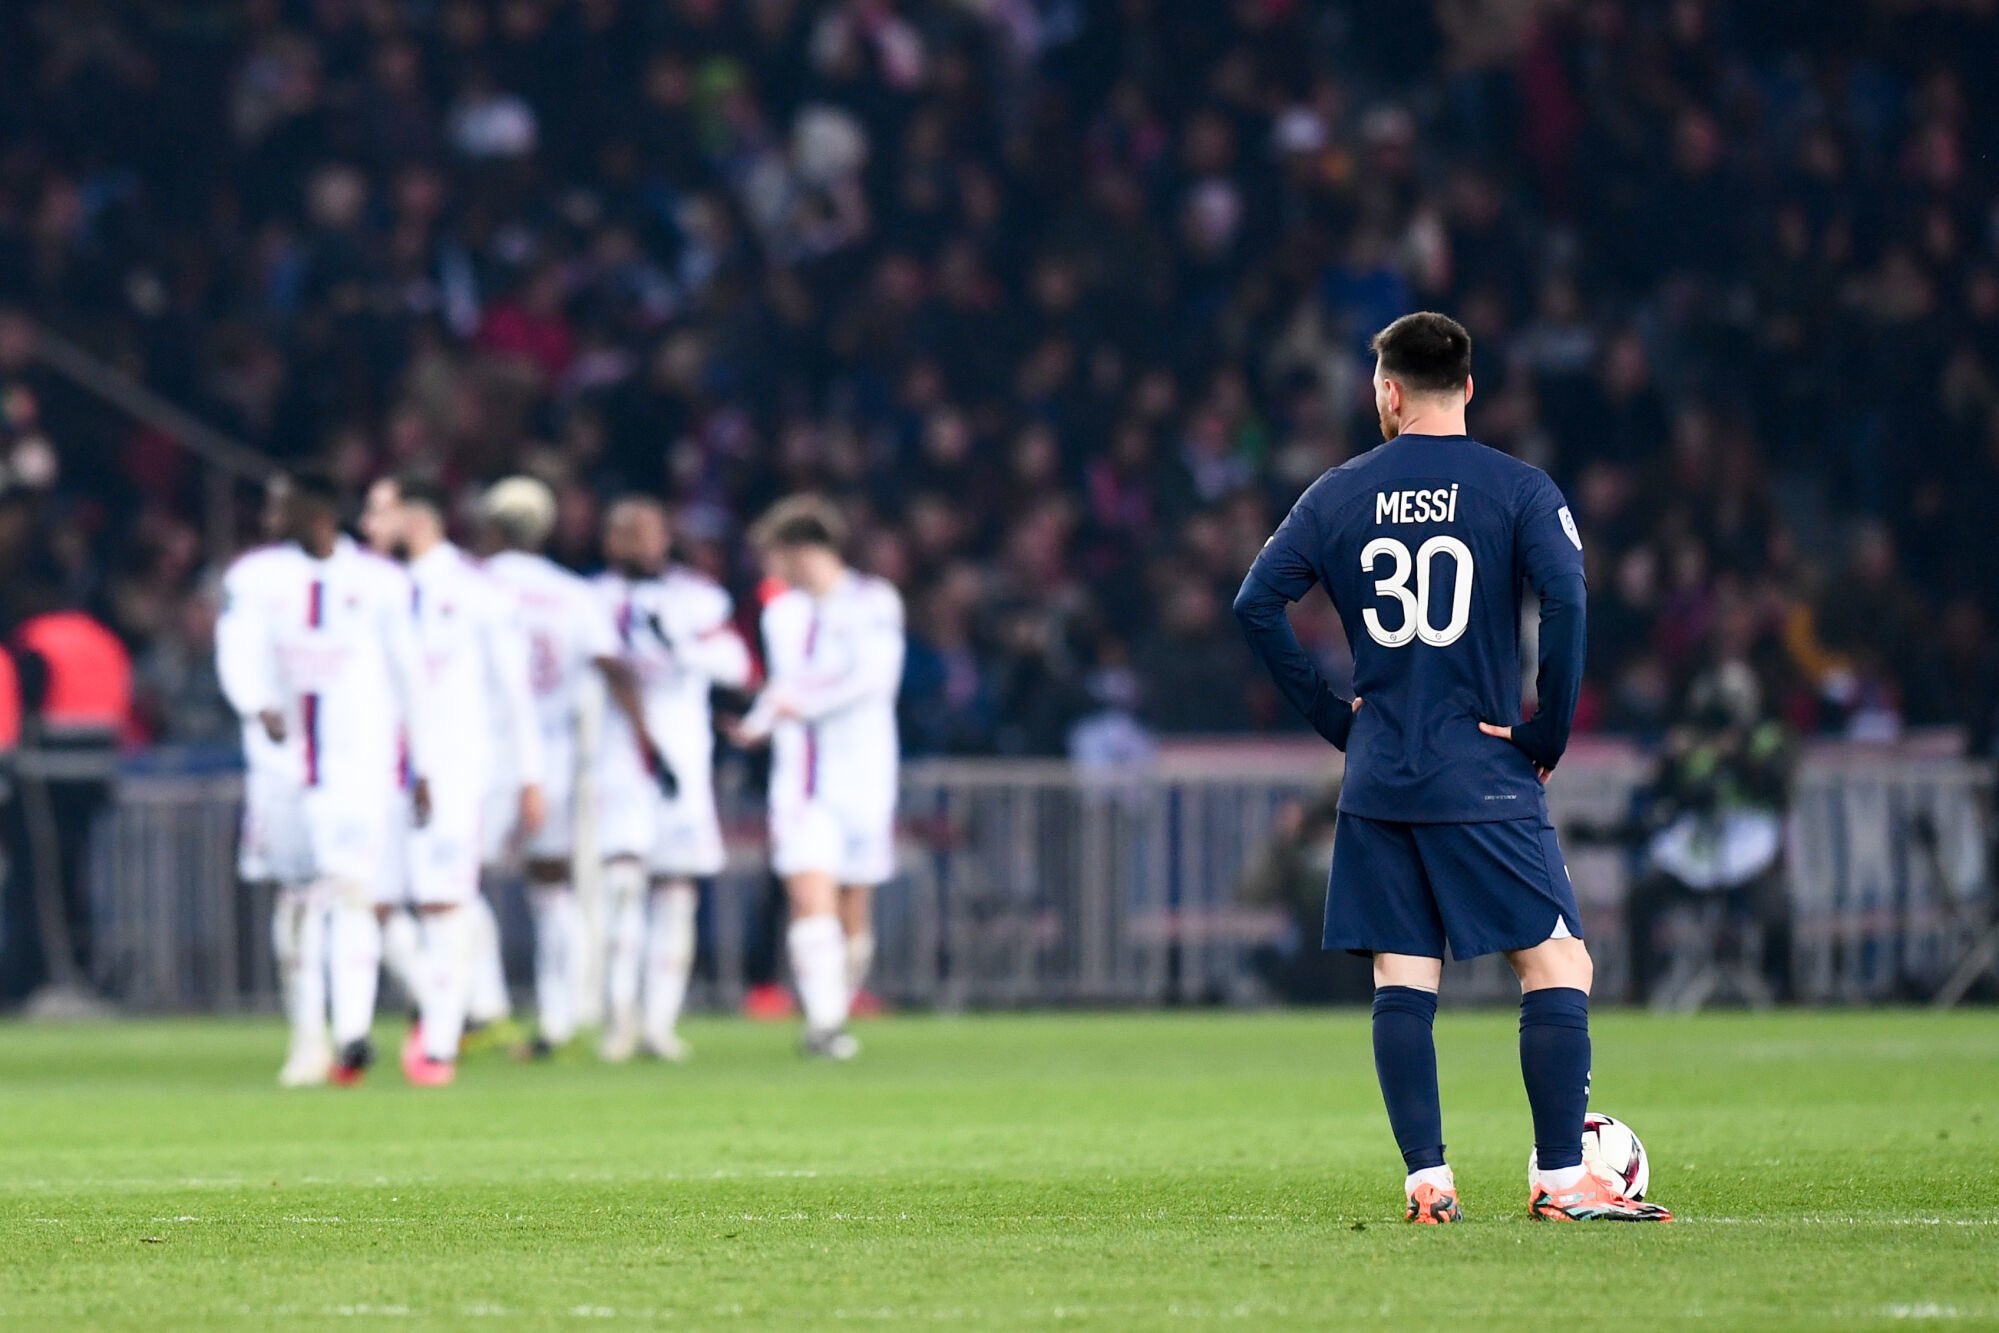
[1575, 661, 1797, 1004]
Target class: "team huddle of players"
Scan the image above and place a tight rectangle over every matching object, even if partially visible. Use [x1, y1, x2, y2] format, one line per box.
[216, 472, 903, 1087]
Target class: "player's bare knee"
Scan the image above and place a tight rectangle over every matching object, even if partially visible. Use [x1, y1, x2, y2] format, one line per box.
[786, 871, 839, 919]
[1373, 952, 1443, 992]
[1509, 937, 1593, 993]
[836, 884, 874, 933]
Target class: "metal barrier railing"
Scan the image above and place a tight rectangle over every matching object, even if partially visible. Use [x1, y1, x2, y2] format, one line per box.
[76, 753, 1993, 1013]
[1788, 759, 1993, 1002]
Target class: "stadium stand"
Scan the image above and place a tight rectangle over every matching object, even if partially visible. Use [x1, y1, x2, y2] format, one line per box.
[0, 0, 1994, 758]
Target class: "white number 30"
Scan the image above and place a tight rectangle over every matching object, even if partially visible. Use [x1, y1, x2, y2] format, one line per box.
[1360, 535, 1474, 648]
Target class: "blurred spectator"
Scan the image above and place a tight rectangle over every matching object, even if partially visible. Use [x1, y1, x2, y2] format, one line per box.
[1237, 781, 1371, 1004]
[2, 591, 130, 1005]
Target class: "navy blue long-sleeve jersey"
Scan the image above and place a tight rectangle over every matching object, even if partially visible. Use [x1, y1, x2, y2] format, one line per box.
[1234, 433, 1587, 824]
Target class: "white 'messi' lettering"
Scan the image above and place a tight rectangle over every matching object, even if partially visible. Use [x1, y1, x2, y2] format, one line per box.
[1375, 485, 1459, 525]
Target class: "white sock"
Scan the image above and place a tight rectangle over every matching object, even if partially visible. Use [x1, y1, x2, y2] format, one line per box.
[327, 902, 382, 1047]
[788, 914, 851, 1034]
[1406, 1165, 1455, 1194]
[381, 910, 424, 1008]
[603, 860, 647, 1037]
[417, 908, 470, 1062]
[845, 928, 875, 1002]
[573, 870, 606, 1031]
[1537, 1163, 1589, 1190]
[465, 893, 511, 1024]
[273, 887, 328, 1056]
[644, 882, 697, 1046]
[529, 885, 579, 1044]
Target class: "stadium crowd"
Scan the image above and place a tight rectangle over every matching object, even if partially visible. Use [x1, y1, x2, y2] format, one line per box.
[1, 0, 1997, 757]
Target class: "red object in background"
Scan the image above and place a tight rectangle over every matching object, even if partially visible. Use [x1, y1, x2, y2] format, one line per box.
[476, 302, 575, 384]
[14, 611, 133, 733]
[741, 982, 798, 1022]
[0, 646, 19, 751]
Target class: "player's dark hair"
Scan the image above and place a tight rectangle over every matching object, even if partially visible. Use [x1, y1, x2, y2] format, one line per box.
[749, 494, 847, 552]
[1369, 311, 1473, 395]
[287, 468, 342, 513]
[394, 471, 450, 517]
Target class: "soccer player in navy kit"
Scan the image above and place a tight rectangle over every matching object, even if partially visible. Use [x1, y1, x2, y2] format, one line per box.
[1235, 312, 1671, 1224]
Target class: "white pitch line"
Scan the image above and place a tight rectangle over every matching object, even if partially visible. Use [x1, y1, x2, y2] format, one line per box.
[1692, 1215, 1999, 1228]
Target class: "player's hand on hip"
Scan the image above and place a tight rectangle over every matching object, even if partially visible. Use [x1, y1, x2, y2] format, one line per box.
[517, 783, 546, 838]
[642, 737, 680, 799]
[258, 709, 287, 744]
[411, 776, 433, 826]
[721, 715, 768, 750]
[1477, 722, 1552, 784]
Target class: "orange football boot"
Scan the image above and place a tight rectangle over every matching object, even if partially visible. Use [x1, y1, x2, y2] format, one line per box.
[1530, 1174, 1672, 1222]
[1405, 1181, 1464, 1224]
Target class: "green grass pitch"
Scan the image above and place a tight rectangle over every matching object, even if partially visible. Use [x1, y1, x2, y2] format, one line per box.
[0, 1010, 1994, 1328]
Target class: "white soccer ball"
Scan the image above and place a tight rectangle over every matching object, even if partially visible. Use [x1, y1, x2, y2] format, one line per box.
[1528, 1111, 1649, 1199]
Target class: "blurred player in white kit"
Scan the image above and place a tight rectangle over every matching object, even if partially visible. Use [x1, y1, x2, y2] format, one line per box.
[357, 474, 545, 1086]
[224, 476, 319, 1085]
[593, 497, 752, 1062]
[216, 471, 437, 1087]
[731, 497, 904, 1060]
[478, 478, 663, 1058]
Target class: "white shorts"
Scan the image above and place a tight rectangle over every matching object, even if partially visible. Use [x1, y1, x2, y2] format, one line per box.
[770, 800, 895, 886]
[652, 782, 725, 879]
[485, 728, 583, 865]
[302, 785, 394, 894]
[481, 770, 577, 867]
[394, 782, 484, 907]
[240, 768, 312, 885]
[597, 745, 657, 862]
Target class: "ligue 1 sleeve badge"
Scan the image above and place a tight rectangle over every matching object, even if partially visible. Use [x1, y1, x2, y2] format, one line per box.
[1558, 505, 1582, 551]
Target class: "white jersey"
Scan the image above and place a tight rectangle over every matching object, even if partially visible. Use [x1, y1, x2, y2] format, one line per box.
[483, 549, 619, 788]
[236, 708, 288, 781]
[407, 542, 543, 798]
[593, 567, 752, 785]
[216, 537, 434, 794]
[743, 572, 904, 816]
[221, 547, 311, 883]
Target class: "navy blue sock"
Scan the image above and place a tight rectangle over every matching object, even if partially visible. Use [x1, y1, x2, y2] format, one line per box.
[1371, 986, 1445, 1173]
[1519, 987, 1591, 1171]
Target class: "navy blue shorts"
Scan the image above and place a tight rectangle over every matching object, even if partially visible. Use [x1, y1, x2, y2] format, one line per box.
[1323, 812, 1583, 961]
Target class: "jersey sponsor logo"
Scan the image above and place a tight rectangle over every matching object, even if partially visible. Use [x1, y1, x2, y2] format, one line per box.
[1558, 506, 1582, 551]
[1375, 485, 1460, 525]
